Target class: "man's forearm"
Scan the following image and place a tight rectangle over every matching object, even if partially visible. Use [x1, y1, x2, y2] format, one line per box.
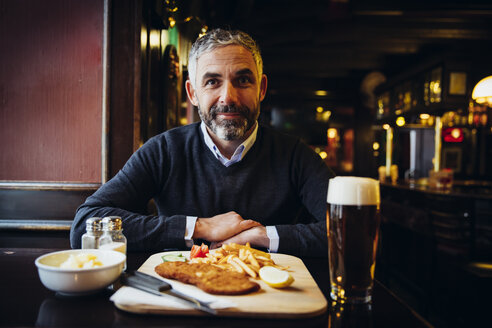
[191, 217, 204, 240]
[211, 225, 270, 250]
[191, 212, 261, 242]
[70, 200, 188, 251]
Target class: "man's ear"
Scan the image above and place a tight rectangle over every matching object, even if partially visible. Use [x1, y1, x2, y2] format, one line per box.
[185, 79, 199, 106]
[259, 74, 268, 102]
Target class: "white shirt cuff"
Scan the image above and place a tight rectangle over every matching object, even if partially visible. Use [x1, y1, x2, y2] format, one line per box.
[266, 225, 279, 253]
[185, 216, 198, 248]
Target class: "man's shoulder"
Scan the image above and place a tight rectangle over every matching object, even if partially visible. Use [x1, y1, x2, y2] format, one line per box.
[148, 123, 201, 145]
[133, 123, 202, 159]
[162, 122, 201, 138]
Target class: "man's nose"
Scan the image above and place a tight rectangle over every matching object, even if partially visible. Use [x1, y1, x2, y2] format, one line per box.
[218, 81, 238, 105]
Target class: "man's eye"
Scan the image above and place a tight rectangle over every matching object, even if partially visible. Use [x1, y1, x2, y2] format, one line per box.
[205, 79, 217, 86]
[238, 76, 252, 84]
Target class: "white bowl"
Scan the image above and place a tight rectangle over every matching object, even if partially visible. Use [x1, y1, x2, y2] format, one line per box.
[35, 249, 126, 295]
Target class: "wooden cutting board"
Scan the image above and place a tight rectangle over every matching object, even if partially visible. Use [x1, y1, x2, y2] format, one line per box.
[114, 251, 327, 318]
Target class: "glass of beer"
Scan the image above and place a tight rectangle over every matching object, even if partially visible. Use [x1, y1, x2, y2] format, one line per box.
[327, 176, 380, 303]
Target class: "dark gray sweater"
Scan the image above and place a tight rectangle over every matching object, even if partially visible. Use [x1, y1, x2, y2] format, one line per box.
[70, 123, 334, 257]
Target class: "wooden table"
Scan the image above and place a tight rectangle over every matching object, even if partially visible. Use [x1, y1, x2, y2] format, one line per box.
[0, 248, 433, 327]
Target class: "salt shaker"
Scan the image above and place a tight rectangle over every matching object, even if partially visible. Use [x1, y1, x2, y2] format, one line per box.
[81, 217, 102, 249]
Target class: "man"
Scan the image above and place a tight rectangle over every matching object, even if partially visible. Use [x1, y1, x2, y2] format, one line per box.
[70, 29, 334, 257]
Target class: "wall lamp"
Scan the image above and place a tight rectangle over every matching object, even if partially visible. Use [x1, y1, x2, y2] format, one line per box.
[472, 75, 492, 106]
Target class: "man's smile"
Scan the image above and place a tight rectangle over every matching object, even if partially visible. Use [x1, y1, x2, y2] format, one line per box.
[217, 112, 242, 118]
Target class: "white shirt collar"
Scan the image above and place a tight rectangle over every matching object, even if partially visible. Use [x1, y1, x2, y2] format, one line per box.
[200, 121, 258, 167]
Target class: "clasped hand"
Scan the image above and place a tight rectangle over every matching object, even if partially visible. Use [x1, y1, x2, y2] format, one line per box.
[193, 211, 269, 249]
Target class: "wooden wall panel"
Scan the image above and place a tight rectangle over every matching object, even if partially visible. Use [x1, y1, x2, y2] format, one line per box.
[0, 0, 104, 182]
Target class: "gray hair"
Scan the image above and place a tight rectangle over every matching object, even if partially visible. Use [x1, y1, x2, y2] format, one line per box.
[188, 29, 263, 88]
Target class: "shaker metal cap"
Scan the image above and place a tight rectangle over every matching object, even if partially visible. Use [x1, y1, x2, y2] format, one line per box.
[85, 217, 102, 231]
[102, 216, 122, 230]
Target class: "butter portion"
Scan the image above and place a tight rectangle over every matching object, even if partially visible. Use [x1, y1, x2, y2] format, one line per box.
[59, 253, 103, 269]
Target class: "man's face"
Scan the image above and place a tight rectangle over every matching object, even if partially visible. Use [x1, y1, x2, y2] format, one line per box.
[186, 45, 267, 141]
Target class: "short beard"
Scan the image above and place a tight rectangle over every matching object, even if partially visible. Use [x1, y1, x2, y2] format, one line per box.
[198, 104, 259, 141]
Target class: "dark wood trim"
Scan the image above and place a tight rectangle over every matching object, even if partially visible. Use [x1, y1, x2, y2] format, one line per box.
[102, 0, 111, 182]
[108, 0, 142, 178]
[0, 220, 72, 231]
[0, 182, 100, 191]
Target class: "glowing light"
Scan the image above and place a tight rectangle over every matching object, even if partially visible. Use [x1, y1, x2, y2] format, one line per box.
[315, 90, 328, 96]
[396, 116, 405, 126]
[199, 25, 208, 38]
[420, 113, 430, 120]
[161, 31, 169, 47]
[383, 124, 390, 130]
[373, 142, 380, 150]
[149, 30, 160, 48]
[395, 109, 402, 115]
[472, 75, 492, 105]
[443, 127, 464, 142]
[432, 81, 441, 94]
[165, 1, 178, 12]
[168, 17, 176, 28]
[377, 99, 384, 115]
[316, 109, 331, 122]
[322, 110, 331, 121]
[179, 117, 188, 125]
[327, 128, 338, 139]
[319, 151, 328, 159]
[140, 28, 147, 49]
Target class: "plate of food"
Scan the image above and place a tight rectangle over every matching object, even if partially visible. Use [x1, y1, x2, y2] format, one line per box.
[113, 243, 327, 318]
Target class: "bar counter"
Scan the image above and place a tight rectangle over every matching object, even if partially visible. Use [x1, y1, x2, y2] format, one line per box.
[380, 180, 492, 260]
[378, 181, 492, 327]
[0, 248, 432, 328]
[381, 180, 492, 199]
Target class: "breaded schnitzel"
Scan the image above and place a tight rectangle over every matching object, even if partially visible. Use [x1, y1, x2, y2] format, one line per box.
[155, 261, 260, 295]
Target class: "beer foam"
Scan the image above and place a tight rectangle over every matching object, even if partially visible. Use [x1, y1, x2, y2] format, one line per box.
[327, 176, 380, 205]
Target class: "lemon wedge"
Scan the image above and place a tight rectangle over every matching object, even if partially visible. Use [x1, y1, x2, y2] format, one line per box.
[259, 266, 294, 288]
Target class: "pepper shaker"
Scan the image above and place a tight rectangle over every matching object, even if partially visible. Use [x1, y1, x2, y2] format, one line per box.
[99, 216, 127, 269]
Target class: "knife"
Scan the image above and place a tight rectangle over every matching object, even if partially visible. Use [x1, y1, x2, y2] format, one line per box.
[120, 270, 217, 315]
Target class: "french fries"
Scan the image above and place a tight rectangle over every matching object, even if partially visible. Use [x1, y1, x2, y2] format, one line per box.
[189, 242, 288, 278]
